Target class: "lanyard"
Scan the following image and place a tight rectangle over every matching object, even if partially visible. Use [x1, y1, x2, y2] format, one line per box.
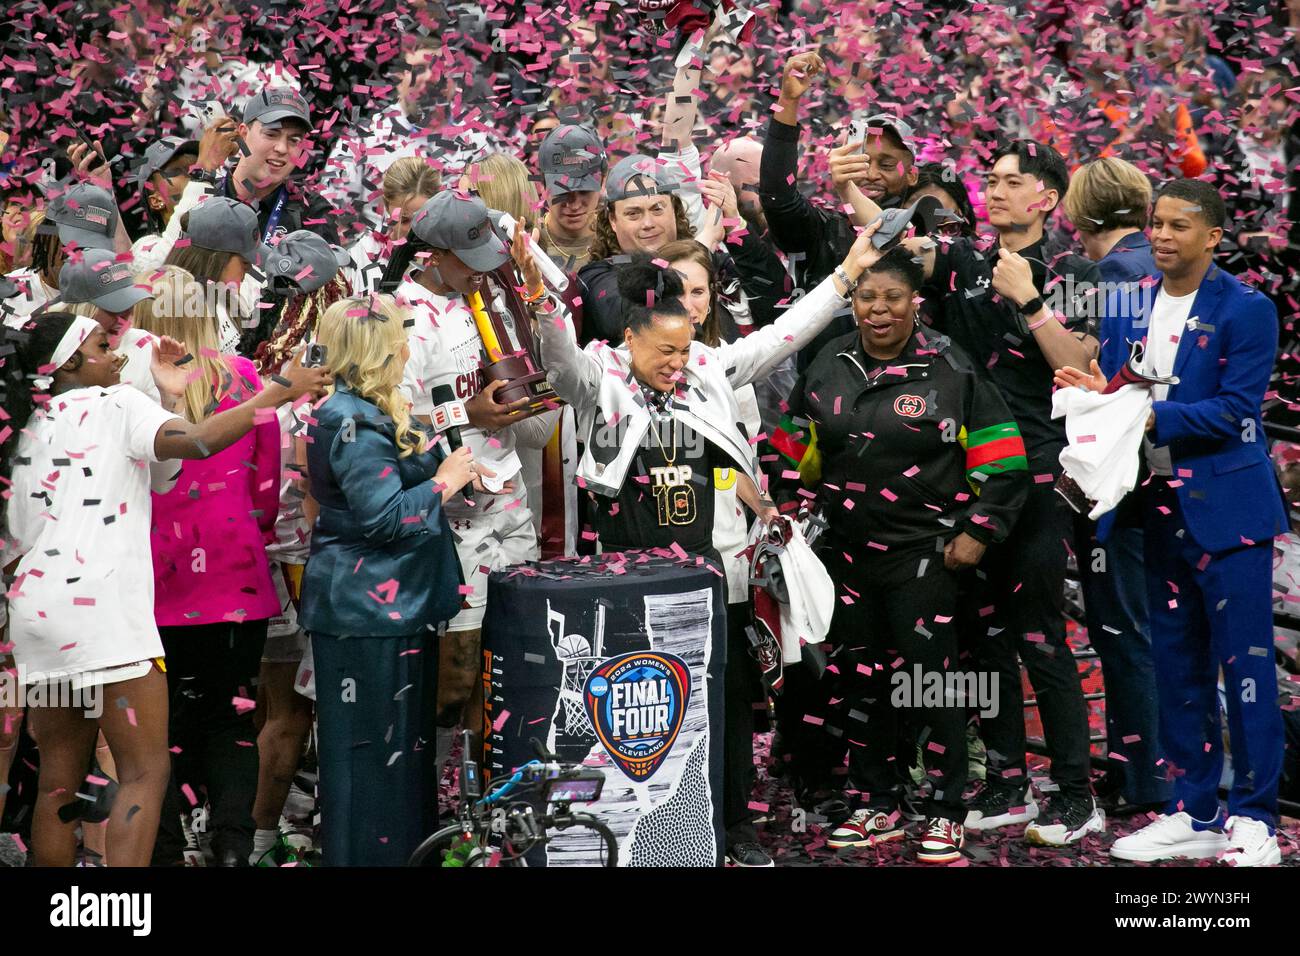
[221, 173, 287, 245]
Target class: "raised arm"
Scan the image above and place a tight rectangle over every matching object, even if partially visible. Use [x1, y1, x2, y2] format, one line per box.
[152, 344, 331, 461]
[759, 51, 831, 256]
[719, 222, 881, 386]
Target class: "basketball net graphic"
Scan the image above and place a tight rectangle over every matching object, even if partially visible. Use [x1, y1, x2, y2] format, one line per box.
[548, 600, 606, 741]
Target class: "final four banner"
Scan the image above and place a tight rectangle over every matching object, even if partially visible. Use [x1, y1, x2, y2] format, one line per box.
[481, 551, 727, 867]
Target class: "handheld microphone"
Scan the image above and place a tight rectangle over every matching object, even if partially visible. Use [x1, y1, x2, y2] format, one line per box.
[429, 383, 473, 503]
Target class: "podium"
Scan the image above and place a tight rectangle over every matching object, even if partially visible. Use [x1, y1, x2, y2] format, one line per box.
[480, 550, 726, 867]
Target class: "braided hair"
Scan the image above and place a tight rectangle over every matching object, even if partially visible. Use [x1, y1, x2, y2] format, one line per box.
[0, 312, 79, 485]
[254, 274, 351, 376]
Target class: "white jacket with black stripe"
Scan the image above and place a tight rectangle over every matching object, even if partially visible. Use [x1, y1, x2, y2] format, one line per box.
[535, 275, 846, 499]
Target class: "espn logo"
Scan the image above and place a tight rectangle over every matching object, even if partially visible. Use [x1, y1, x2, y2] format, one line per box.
[432, 400, 470, 431]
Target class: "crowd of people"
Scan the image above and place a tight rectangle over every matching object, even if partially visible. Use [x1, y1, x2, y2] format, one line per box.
[0, 0, 1298, 869]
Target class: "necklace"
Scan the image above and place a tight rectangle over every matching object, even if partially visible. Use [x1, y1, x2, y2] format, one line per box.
[649, 413, 678, 466]
[543, 220, 592, 261]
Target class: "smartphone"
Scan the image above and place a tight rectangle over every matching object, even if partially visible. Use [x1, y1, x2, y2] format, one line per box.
[846, 118, 869, 148]
[68, 120, 116, 170]
[304, 343, 328, 368]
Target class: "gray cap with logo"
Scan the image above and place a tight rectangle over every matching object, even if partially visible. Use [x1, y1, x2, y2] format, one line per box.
[183, 197, 273, 265]
[136, 136, 200, 189]
[539, 125, 607, 197]
[265, 229, 352, 294]
[409, 191, 511, 273]
[58, 249, 151, 314]
[603, 154, 672, 204]
[242, 86, 311, 129]
[46, 182, 119, 252]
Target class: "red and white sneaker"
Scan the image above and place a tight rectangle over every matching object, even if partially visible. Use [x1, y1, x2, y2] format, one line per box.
[827, 808, 904, 848]
[916, 817, 965, 864]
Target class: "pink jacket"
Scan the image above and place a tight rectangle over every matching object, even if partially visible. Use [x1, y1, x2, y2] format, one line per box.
[151, 356, 281, 626]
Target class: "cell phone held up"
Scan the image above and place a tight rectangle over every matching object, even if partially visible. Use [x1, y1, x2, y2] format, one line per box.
[303, 343, 328, 368]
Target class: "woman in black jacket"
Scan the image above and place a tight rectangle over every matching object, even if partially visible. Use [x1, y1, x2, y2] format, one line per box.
[781, 247, 1030, 863]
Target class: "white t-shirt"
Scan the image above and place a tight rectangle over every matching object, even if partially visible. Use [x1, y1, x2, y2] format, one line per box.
[1142, 286, 1196, 475]
[6, 384, 179, 683]
[396, 279, 523, 510]
[2, 268, 55, 328]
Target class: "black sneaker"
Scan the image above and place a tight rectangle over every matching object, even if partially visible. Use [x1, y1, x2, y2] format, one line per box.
[726, 841, 774, 867]
[1024, 793, 1105, 847]
[963, 784, 1039, 831]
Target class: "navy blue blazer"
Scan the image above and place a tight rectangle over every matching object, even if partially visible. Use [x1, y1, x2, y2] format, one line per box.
[300, 383, 463, 637]
[1097, 263, 1286, 553]
[1096, 232, 1158, 379]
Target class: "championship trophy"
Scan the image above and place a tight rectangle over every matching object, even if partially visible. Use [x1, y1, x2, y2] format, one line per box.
[466, 216, 566, 410]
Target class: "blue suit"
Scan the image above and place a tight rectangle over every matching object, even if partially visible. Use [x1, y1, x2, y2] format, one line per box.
[1075, 232, 1169, 805]
[301, 383, 463, 865]
[1103, 261, 1286, 827]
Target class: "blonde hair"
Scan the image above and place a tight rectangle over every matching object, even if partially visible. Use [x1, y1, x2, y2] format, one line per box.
[315, 295, 427, 458]
[382, 157, 442, 211]
[1064, 157, 1153, 234]
[465, 153, 540, 225]
[136, 265, 242, 422]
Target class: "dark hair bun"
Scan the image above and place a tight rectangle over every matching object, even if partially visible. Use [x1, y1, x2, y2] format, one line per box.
[616, 254, 685, 305]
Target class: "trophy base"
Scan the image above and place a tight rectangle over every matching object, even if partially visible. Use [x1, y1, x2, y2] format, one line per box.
[485, 355, 560, 408]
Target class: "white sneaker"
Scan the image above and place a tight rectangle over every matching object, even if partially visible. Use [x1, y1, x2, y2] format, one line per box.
[1023, 794, 1105, 847]
[1221, 817, 1281, 867]
[1110, 812, 1227, 863]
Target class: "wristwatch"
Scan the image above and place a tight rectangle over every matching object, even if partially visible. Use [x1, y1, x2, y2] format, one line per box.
[832, 266, 854, 299]
[188, 167, 217, 185]
[1016, 296, 1045, 316]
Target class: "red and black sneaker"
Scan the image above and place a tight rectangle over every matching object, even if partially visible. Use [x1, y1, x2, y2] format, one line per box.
[827, 809, 904, 848]
[916, 817, 965, 864]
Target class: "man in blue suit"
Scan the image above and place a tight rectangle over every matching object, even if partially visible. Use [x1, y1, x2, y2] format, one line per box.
[1060, 179, 1287, 866]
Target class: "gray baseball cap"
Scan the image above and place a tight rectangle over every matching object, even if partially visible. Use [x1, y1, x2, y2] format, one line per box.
[860, 113, 918, 159]
[136, 136, 200, 189]
[58, 249, 151, 314]
[241, 86, 311, 129]
[183, 197, 273, 265]
[409, 191, 511, 273]
[604, 154, 668, 203]
[46, 182, 119, 251]
[539, 125, 607, 197]
[264, 229, 352, 294]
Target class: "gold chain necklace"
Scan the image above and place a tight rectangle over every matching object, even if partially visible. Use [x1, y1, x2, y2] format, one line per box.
[543, 220, 592, 260]
[649, 414, 678, 466]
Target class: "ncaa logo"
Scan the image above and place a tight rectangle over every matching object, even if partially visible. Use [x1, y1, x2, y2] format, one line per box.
[584, 651, 690, 782]
[893, 394, 927, 418]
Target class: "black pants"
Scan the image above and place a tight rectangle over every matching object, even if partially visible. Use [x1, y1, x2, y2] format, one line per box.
[152, 620, 267, 865]
[723, 601, 764, 844]
[965, 480, 1091, 798]
[312, 631, 440, 867]
[826, 544, 969, 821]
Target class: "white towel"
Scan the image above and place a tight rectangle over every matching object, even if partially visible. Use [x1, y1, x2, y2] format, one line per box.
[748, 520, 834, 663]
[1051, 384, 1153, 519]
